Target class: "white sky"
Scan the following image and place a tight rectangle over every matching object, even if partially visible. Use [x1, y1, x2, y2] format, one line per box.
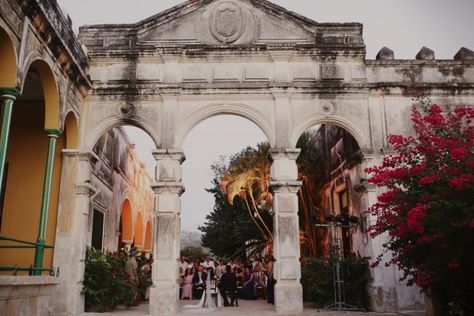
[59, 0, 474, 232]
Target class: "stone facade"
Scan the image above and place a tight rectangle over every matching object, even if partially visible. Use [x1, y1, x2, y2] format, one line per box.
[0, 0, 473, 315]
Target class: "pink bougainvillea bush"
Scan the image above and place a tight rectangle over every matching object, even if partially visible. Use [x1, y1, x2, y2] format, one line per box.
[366, 98, 474, 314]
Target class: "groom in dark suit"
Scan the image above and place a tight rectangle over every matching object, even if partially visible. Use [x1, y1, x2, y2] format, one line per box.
[219, 265, 237, 306]
[193, 265, 207, 298]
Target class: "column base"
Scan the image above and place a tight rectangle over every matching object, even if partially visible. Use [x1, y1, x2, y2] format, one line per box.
[149, 281, 179, 316]
[274, 282, 303, 314]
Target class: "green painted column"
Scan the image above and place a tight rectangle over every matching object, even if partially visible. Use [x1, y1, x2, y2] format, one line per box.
[34, 128, 61, 275]
[0, 88, 20, 195]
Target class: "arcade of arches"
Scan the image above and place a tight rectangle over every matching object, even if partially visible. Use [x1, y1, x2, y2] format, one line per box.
[1, 1, 474, 316]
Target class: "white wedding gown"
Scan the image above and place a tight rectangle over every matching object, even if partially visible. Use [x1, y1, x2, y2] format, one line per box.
[183, 277, 223, 311]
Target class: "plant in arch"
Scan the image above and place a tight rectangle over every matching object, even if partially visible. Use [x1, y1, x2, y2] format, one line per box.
[366, 97, 474, 315]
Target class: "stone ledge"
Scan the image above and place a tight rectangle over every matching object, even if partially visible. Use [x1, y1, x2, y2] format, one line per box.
[0, 275, 59, 286]
[0, 276, 58, 300]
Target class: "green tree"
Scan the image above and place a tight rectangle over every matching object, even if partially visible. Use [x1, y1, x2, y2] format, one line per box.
[199, 146, 271, 258]
[180, 245, 209, 260]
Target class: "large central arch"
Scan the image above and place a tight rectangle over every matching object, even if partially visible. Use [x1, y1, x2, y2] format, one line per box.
[176, 102, 276, 148]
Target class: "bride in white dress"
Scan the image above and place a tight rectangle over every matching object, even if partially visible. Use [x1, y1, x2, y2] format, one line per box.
[183, 268, 223, 311]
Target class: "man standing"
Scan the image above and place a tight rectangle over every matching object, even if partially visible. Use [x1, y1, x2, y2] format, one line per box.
[125, 248, 140, 305]
[219, 265, 237, 307]
[193, 265, 207, 298]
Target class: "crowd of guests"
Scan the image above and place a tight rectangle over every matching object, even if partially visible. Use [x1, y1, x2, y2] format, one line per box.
[179, 255, 275, 306]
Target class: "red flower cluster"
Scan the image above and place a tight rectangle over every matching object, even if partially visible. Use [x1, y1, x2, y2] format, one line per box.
[366, 98, 474, 290]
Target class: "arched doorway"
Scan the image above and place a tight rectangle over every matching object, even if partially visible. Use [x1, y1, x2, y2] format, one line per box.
[295, 122, 369, 309]
[134, 211, 144, 249]
[177, 113, 276, 309]
[181, 114, 272, 260]
[90, 124, 156, 253]
[0, 59, 61, 275]
[144, 220, 152, 252]
[121, 199, 133, 245]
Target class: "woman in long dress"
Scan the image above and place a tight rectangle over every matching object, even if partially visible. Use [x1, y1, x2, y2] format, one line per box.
[241, 266, 256, 300]
[181, 268, 194, 300]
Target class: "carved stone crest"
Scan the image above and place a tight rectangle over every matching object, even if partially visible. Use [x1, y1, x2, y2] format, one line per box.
[210, 1, 244, 44]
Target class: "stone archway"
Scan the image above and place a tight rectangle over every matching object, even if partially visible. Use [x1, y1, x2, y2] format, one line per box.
[0, 58, 62, 276]
[134, 211, 145, 249]
[121, 199, 134, 245]
[0, 27, 17, 88]
[144, 220, 152, 252]
[21, 60, 60, 130]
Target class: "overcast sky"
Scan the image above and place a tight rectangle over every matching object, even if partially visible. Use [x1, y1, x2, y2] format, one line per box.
[58, 0, 474, 232]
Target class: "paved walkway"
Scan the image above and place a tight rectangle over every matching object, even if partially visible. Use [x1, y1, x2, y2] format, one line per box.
[82, 300, 425, 316]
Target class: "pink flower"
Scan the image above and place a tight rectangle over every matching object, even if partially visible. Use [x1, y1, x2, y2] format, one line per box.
[407, 204, 426, 234]
[419, 174, 438, 184]
[449, 174, 472, 191]
[450, 147, 468, 160]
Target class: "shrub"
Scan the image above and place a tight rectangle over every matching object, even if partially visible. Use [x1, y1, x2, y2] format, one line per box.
[82, 247, 139, 312]
[301, 254, 371, 310]
[366, 99, 474, 315]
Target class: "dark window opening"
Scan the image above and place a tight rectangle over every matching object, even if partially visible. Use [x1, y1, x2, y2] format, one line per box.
[91, 209, 104, 251]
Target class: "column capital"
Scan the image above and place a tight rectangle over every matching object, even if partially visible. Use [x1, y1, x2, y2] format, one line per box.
[76, 151, 98, 163]
[0, 87, 20, 99]
[45, 128, 62, 138]
[269, 148, 300, 161]
[270, 180, 302, 193]
[61, 149, 80, 157]
[152, 149, 185, 163]
[151, 182, 185, 196]
[75, 182, 97, 197]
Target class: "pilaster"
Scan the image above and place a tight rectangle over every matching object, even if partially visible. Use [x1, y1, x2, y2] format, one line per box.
[269, 148, 303, 315]
[51, 151, 96, 315]
[150, 149, 185, 316]
[271, 91, 292, 148]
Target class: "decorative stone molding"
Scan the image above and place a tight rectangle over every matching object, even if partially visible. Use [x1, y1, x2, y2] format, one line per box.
[210, 1, 245, 44]
[454, 47, 474, 61]
[376, 47, 395, 60]
[416, 46, 435, 60]
[321, 101, 335, 114]
[269, 180, 302, 193]
[152, 149, 186, 163]
[269, 148, 301, 161]
[151, 182, 185, 196]
[75, 182, 97, 198]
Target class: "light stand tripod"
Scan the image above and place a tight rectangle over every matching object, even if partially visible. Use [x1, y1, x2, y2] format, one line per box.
[313, 215, 364, 311]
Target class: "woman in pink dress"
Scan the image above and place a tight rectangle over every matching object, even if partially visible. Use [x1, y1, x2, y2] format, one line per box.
[181, 268, 194, 299]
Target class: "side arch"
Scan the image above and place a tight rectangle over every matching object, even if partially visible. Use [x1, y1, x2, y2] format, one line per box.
[20, 59, 60, 129]
[290, 114, 370, 150]
[85, 116, 160, 151]
[120, 198, 134, 244]
[175, 102, 276, 147]
[0, 26, 17, 87]
[63, 111, 79, 149]
[134, 212, 144, 249]
[144, 220, 152, 252]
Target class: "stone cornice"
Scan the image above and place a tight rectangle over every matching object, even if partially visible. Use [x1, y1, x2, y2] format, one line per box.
[152, 149, 186, 163]
[270, 180, 302, 193]
[19, 0, 90, 90]
[269, 148, 301, 161]
[75, 182, 97, 197]
[151, 182, 185, 195]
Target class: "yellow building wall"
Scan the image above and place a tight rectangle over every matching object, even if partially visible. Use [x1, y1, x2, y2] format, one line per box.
[0, 103, 63, 275]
